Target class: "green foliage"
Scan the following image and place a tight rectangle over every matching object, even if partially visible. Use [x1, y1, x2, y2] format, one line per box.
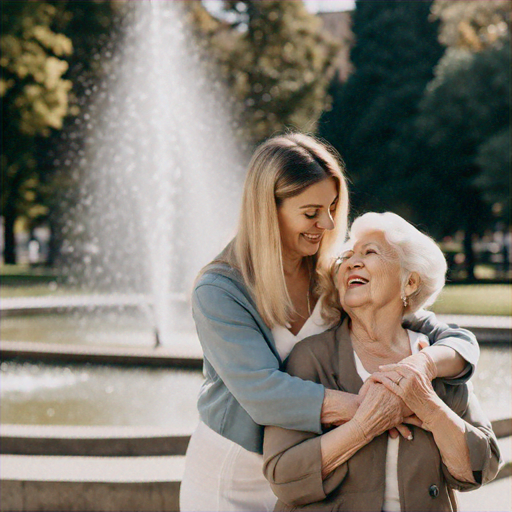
[1, 1, 73, 263]
[432, 0, 511, 51]
[1, 1, 73, 136]
[320, 0, 510, 261]
[193, 0, 340, 144]
[1, 0, 118, 264]
[320, 0, 444, 217]
[414, 38, 511, 234]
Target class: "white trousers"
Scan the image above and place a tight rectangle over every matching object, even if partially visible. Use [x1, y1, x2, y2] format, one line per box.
[180, 421, 277, 512]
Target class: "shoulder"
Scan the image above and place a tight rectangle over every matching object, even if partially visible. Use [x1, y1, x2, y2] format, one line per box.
[195, 264, 247, 297]
[193, 267, 256, 321]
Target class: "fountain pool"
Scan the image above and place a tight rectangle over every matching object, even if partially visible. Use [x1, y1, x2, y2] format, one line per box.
[1, 345, 511, 429]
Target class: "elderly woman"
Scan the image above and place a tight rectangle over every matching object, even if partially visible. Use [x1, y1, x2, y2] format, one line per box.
[263, 212, 501, 512]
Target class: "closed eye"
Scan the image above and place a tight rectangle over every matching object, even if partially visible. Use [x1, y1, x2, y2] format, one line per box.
[339, 251, 353, 261]
[305, 211, 318, 219]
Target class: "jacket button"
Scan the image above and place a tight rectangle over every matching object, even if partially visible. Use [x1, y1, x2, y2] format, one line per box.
[429, 484, 439, 498]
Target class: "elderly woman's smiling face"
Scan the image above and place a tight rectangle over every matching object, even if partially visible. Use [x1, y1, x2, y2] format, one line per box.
[336, 231, 406, 313]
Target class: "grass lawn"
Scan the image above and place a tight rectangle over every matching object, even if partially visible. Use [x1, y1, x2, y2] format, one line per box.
[2, 271, 510, 316]
[430, 284, 511, 316]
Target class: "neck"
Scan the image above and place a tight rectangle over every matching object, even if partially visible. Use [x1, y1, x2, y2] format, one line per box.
[348, 303, 409, 360]
[282, 252, 306, 278]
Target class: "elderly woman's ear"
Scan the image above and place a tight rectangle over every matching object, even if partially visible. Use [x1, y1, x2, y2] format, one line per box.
[404, 272, 420, 299]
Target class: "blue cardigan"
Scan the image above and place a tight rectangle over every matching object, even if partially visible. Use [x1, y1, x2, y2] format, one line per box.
[192, 263, 479, 454]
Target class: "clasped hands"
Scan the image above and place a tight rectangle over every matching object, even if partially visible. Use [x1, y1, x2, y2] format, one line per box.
[354, 351, 441, 441]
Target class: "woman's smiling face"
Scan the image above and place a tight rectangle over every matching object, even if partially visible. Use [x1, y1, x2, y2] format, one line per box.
[336, 231, 404, 312]
[277, 177, 338, 260]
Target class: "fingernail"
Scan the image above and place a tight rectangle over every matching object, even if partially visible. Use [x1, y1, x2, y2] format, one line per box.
[408, 434, 413, 441]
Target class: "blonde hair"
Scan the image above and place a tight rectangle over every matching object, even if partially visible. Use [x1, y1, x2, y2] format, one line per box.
[321, 212, 447, 323]
[211, 133, 349, 327]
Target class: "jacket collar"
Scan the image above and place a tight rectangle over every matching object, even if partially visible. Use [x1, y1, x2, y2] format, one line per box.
[336, 319, 365, 394]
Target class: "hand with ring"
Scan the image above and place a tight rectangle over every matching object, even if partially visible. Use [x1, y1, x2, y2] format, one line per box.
[370, 364, 442, 430]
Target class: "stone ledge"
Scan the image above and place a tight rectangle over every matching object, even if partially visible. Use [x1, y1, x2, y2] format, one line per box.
[0, 480, 180, 512]
[1, 419, 510, 457]
[0, 424, 190, 456]
[0, 340, 203, 369]
[0, 455, 184, 512]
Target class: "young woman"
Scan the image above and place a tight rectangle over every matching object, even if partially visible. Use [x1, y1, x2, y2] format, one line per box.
[180, 134, 479, 512]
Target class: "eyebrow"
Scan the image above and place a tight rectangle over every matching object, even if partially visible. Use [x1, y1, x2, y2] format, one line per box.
[299, 196, 338, 209]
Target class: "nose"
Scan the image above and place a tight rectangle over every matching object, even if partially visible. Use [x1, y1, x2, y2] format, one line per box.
[347, 255, 363, 269]
[316, 210, 335, 231]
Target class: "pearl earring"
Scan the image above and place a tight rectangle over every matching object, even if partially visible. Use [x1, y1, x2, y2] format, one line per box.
[401, 295, 408, 307]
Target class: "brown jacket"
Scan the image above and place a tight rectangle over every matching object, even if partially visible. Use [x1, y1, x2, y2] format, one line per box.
[263, 320, 501, 512]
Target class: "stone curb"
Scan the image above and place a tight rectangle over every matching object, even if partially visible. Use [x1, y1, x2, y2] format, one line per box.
[1, 419, 510, 457]
[0, 340, 203, 369]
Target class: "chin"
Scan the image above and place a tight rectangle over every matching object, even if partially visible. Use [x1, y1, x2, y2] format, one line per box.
[341, 296, 367, 310]
[299, 243, 321, 257]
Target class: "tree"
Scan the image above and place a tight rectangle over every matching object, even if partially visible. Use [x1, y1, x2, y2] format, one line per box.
[1, 0, 119, 264]
[408, 2, 511, 278]
[1, 0, 72, 264]
[190, 0, 340, 145]
[319, 0, 444, 217]
[412, 38, 510, 278]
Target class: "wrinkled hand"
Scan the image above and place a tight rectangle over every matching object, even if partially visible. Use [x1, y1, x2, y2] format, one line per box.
[370, 364, 441, 428]
[353, 381, 407, 441]
[358, 379, 412, 440]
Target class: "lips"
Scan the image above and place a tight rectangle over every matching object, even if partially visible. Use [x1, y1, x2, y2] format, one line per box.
[302, 233, 323, 243]
[347, 274, 369, 288]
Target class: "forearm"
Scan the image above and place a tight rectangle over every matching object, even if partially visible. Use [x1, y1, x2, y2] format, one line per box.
[321, 388, 360, 425]
[422, 398, 475, 483]
[405, 310, 479, 382]
[421, 345, 466, 379]
[320, 420, 368, 478]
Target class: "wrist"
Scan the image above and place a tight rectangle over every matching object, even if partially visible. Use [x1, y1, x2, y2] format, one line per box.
[418, 349, 438, 380]
[322, 389, 360, 424]
[349, 416, 372, 444]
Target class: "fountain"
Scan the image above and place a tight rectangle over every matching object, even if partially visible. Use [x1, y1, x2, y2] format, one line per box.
[57, 0, 246, 345]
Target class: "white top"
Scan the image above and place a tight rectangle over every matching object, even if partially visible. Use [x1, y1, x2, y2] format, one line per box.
[272, 297, 330, 361]
[353, 330, 428, 512]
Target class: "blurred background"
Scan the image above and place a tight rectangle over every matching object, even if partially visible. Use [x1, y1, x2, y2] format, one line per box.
[1, 0, 511, 283]
[0, 1, 510, 511]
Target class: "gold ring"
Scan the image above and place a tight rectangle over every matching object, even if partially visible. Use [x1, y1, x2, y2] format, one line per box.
[396, 376, 404, 385]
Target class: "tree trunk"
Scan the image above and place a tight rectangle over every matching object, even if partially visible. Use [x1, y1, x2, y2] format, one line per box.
[463, 229, 475, 281]
[3, 202, 17, 264]
[47, 214, 59, 268]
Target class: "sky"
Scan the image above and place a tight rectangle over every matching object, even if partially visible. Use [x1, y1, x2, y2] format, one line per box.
[304, 0, 356, 12]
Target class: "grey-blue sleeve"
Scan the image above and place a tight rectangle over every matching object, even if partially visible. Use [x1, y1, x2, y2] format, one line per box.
[403, 309, 480, 383]
[192, 279, 324, 433]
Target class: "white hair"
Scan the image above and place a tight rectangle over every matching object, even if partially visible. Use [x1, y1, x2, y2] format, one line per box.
[348, 212, 447, 314]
